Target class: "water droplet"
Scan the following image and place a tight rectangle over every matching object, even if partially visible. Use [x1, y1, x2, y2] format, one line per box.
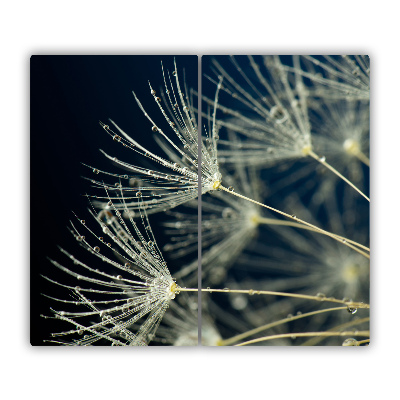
[80, 220, 86, 225]
[287, 314, 293, 319]
[94, 246, 100, 253]
[116, 275, 122, 280]
[148, 241, 154, 247]
[151, 89, 156, 95]
[342, 338, 358, 346]
[270, 105, 287, 123]
[172, 71, 177, 76]
[113, 135, 121, 142]
[136, 191, 142, 198]
[93, 168, 99, 174]
[228, 186, 234, 192]
[319, 156, 326, 162]
[316, 292, 326, 300]
[347, 306, 358, 314]
[152, 126, 158, 132]
[249, 289, 255, 295]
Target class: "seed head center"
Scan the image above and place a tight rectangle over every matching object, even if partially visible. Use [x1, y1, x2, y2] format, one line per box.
[213, 180, 222, 190]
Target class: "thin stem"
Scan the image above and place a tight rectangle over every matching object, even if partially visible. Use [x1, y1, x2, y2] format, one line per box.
[219, 185, 370, 258]
[354, 150, 370, 167]
[356, 339, 370, 345]
[301, 317, 370, 346]
[220, 306, 348, 346]
[307, 149, 370, 202]
[235, 330, 370, 346]
[177, 287, 369, 309]
[256, 216, 370, 252]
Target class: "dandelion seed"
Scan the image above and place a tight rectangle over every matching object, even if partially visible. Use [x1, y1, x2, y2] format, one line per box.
[87, 60, 222, 215]
[203, 55, 370, 202]
[202, 55, 313, 167]
[42, 195, 180, 346]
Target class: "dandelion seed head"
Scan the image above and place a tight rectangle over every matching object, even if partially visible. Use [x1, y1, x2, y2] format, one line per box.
[88, 61, 223, 215]
[43, 192, 180, 346]
[202, 55, 315, 167]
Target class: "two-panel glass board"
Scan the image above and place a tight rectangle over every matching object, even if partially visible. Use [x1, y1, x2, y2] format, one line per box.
[31, 55, 370, 346]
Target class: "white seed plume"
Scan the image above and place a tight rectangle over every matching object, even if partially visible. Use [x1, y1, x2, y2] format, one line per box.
[88, 61, 222, 214]
[42, 197, 179, 346]
[203, 55, 313, 167]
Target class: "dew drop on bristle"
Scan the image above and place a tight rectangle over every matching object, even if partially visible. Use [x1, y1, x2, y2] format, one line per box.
[347, 306, 358, 314]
